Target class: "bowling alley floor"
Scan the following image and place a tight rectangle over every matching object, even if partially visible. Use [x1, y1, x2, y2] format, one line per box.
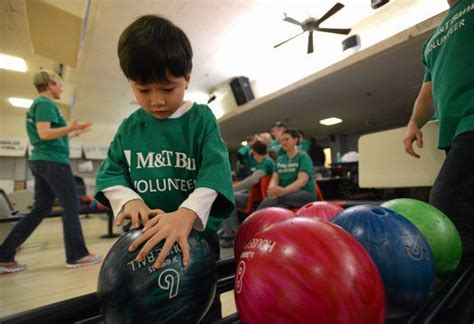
[0, 215, 237, 318]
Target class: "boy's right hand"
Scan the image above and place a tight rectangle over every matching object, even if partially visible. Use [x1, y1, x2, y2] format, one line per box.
[116, 199, 164, 228]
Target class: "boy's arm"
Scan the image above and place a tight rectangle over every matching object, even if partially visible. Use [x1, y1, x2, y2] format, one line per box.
[179, 188, 218, 231]
[102, 185, 143, 218]
[194, 111, 235, 218]
[233, 170, 266, 191]
[95, 126, 134, 206]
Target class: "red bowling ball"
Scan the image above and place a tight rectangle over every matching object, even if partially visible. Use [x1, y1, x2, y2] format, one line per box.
[234, 207, 295, 259]
[235, 217, 386, 323]
[295, 201, 343, 221]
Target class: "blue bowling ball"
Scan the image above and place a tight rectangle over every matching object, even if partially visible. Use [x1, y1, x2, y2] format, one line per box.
[332, 205, 436, 317]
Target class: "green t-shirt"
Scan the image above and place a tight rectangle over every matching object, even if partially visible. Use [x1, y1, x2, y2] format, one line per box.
[422, 0, 474, 148]
[276, 152, 315, 194]
[269, 139, 285, 157]
[298, 139, 310, 152]
[26, 96, 69, 164]
[255, 156, 275, 175]
[95, 103, 235, 237]
[237, 145, 257, 170]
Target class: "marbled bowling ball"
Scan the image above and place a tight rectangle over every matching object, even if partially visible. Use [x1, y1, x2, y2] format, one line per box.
[332, 205, 436, 317]
[98, 229, 216, 323]
[235, 217, 385, 323]
[381, 198, 462, 276]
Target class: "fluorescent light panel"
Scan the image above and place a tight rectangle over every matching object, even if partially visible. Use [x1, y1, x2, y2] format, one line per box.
[0, 54, 27, 72]
[9, 97, 33, 108]
[241, 141, 248, 146]
[319, 117, 342, 126]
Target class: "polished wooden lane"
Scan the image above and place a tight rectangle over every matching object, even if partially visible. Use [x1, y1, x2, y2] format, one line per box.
[0, 215, 237, 318]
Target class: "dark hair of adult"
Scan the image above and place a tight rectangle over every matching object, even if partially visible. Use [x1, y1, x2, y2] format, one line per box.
[251, 140, 267, 155]
[282, 128, 301, 144]
[117, 15, 193, 83]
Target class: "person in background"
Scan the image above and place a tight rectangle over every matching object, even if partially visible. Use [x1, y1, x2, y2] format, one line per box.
[308, 137, 327, 176]
[256, 132, 275, 160]
[235, 135, 257, 180]
[297, 129, 310, 152]
[94, 15, 235, 322]
[258, 128, 316, 210]
[0, 70, 100, 274]
[269, 121, 287, 158]
[220, 140, 275, 248]
[403, 0, 473, 255]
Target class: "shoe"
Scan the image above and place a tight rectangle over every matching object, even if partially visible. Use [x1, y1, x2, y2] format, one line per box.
[66, 253, 102, 269]
[0, 261, 27, 274]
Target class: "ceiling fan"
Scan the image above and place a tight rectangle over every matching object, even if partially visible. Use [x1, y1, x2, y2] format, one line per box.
[274, 2, 351, 54]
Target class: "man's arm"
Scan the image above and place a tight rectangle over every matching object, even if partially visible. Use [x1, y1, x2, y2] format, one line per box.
[403, 81, 435, 158]
[233, 170, 266, 191]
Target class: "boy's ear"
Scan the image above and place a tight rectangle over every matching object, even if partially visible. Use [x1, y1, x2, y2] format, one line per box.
[184, 74, 191, 89]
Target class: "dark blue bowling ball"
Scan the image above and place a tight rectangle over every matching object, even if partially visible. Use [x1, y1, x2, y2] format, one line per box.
[97, 229, 217, 323]
[332, 205, 436, 318]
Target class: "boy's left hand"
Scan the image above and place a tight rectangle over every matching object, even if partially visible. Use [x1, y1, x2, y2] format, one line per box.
[128, 207, 197, 268]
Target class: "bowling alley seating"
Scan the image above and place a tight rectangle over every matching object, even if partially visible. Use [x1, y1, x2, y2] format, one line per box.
[237, 175, 272, 215]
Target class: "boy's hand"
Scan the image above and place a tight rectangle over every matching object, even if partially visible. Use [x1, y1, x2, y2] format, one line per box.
[116, 199, 163, 228]
[128, 208, 197, 268]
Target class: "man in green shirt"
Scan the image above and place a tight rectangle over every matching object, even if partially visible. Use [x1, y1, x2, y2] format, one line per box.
[403, 0, 474, 254]
[269, 121, 287, 158]
[220, 140, 275, 247]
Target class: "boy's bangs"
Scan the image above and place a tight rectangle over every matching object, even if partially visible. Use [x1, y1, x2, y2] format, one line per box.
[125, 46, 190, 84]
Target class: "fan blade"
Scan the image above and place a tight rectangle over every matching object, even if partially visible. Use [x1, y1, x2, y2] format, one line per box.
[316, 27, 351, 35]
[307, 31, 314, 54]
[283, 15, 302, 26]
[316, 2, 344, 26]
[274, 31, 305, 48]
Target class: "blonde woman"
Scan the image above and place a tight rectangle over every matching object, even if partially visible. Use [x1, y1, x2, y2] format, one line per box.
[0, 70, 101, 273]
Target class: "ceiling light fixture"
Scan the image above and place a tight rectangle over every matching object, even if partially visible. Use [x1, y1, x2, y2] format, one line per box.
[8, 97, 33, 108]
[319, 117, 342, 126]
[0, 54, 27, 72]
[241, 141, 248, 146]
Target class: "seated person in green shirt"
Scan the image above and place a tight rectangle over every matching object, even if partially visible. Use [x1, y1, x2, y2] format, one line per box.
[269, 121, 287, 159]
[297, 129, 310, 152]
[220, 140, 275, 247]
[258, 129, 316, 210]
[235, 135, 257, 180]
[95, 15, 234, 274]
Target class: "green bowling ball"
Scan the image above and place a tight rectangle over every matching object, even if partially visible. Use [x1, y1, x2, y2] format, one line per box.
[98, 229, 217, 323]
[381, 198, 462, 276]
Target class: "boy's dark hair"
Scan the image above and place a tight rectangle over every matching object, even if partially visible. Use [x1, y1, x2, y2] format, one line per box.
[282, 128, 301, 144]
[118, 15, 193, 83]
[251, 140, 267, 155]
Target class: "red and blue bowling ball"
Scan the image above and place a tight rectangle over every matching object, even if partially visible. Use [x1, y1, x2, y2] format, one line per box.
[381, 198, 462, 276]
[234, 207, 295, 259]
[97, 229, 216, 323]
[332, 205, 436, 317]
[295, 201, 343, 221]
[235, 217, 385, 323]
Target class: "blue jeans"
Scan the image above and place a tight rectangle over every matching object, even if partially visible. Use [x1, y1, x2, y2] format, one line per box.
[430, 131, 474, 254]
[0, 160, 89, 263]
[258, 190, 316, 210]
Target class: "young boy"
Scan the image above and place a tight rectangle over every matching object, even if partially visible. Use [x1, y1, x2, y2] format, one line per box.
[95, 15, 234, 282]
